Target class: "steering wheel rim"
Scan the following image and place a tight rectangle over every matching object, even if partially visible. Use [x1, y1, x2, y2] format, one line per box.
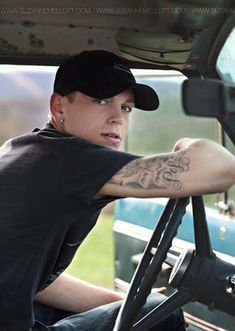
[113, 196, 213, 331]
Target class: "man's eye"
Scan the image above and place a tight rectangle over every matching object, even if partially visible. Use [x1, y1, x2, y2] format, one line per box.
[94, 98, 108, 105]
[122, 105, 133, 113]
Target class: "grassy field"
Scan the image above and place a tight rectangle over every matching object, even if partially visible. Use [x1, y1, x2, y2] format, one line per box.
[65, 212, 114, 289]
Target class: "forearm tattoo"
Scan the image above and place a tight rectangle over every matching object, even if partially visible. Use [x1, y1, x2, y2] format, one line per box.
[110, 151, 190, 191]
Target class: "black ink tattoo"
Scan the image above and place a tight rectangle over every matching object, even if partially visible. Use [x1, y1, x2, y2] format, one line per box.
[110, 151, 190, 191]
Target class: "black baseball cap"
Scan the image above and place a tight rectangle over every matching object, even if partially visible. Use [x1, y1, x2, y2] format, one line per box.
[53, 50, 159, 111]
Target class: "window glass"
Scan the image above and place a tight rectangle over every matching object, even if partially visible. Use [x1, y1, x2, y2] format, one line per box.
[216, 26, 235, 84]
[0, 65, 56, 143]
[128, 70, 217, 154]
[0, 66, 233, 209]
[216, 27, 235, 206]
[127, 70, 220, 207]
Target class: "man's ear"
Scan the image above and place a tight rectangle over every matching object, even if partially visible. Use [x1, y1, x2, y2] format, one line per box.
[50, 93, 64, 121]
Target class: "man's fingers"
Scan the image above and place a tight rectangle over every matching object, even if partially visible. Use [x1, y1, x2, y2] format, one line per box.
[151, 287, 167, 294]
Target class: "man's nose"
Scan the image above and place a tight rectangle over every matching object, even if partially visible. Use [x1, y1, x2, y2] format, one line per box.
[107, 106, 123, 124]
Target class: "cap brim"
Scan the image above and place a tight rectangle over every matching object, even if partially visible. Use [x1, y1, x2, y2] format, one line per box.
[131, 84, 159, 111]
[78, 82, 159, 111]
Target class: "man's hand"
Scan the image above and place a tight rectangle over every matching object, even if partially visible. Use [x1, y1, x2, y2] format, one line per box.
[151, 287, 166, 294]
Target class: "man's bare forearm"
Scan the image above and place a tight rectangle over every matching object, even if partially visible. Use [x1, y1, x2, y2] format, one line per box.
[99, 138, 235, 198]
[109, 151, 190, 191]
[35, 273, 124, 313]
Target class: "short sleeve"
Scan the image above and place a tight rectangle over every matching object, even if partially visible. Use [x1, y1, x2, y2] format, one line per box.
[60, 139, 139, 204]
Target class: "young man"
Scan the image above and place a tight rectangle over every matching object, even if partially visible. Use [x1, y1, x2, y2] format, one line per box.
[0, 50, 234, 331]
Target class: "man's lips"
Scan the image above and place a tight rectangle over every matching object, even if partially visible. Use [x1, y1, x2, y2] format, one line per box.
[101, 133, 121, 145]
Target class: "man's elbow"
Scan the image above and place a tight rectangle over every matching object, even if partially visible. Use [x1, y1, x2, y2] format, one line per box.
[223, 157, 235, 191]
[185, 138, 235, 194]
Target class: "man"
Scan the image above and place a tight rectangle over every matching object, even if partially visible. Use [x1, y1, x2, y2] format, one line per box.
[0, 50, 234, 331]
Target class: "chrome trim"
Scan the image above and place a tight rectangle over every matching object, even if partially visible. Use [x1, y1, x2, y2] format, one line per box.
[113, 220, 235, 265]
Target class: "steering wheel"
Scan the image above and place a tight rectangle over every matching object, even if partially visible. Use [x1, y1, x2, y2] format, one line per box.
[113, 196, 235, 331]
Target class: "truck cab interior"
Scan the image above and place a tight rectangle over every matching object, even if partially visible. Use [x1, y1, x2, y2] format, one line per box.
[0, 0, 235, 330]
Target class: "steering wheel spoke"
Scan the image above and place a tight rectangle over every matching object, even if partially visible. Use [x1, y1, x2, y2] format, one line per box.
[113, 198, 189, 331]
[132, 288, 193, 331]
[192, 196, 214, 257]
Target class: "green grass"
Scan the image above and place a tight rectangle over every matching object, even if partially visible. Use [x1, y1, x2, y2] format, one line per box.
[65, 212, 114, 289]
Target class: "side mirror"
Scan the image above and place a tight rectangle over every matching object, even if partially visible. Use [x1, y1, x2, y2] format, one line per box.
[182, 78, 235, 144]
